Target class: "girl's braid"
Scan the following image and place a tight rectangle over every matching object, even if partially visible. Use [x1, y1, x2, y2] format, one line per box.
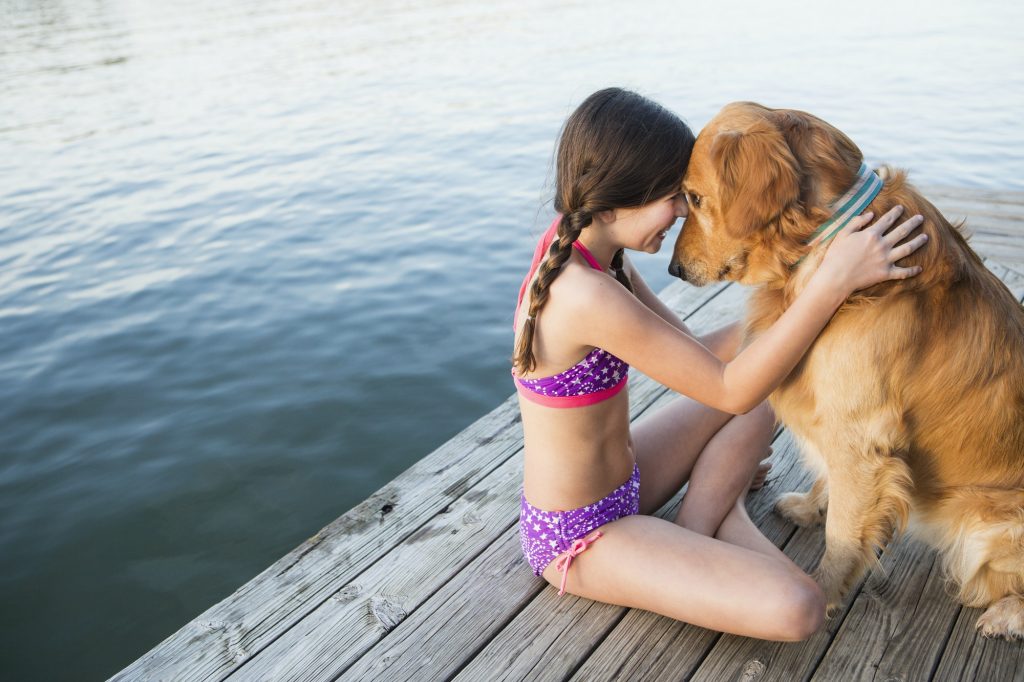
[512, 209, 591, 374]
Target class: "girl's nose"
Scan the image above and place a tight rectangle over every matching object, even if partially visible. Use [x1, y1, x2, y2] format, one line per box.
[674, 195, 688, 218]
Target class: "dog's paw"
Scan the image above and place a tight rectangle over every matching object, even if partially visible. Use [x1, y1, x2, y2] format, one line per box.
[774, 492, 825, 527]
[819, 581, 847, 619]
[813, 563, 853, 618]
[976, 596, 1024, 641]
[817, 577, 846, 619]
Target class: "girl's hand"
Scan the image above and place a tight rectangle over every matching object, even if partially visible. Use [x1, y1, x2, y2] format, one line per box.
[818, 205, 928, 295]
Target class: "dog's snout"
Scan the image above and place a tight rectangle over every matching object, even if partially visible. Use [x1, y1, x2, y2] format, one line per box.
[668, 260, 686, 280]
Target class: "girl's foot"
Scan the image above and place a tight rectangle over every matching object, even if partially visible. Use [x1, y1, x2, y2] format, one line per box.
[749, 460, 772, 491]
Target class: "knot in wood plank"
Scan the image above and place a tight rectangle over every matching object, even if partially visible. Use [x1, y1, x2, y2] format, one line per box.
[739, 658, 767, 680]
[369, 595, 407, 632]
[330, 584, 361, 605]
[196, 619, 249, 664]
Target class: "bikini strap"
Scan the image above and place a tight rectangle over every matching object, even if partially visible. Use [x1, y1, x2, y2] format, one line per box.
[514, 217, 604, 329]
[572, 240, 604, 272]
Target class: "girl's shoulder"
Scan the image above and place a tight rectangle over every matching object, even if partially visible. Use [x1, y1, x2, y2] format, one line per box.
[545, 260, 645, 340]
[547, 257, 618, 308]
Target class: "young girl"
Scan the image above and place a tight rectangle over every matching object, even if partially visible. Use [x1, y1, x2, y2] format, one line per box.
[512, 87, 928, 641]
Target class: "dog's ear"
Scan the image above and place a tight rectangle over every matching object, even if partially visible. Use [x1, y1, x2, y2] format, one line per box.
[772, 108, 862, 204]
[711, 121, 801, 238]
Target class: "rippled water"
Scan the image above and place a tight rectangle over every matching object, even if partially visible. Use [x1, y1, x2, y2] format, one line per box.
[2, 0, 1022, 678]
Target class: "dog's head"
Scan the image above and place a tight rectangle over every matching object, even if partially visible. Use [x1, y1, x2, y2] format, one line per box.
[669, 102, 863, 286]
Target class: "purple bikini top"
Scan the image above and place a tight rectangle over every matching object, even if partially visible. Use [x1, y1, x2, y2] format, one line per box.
[512, 217, 630, 408]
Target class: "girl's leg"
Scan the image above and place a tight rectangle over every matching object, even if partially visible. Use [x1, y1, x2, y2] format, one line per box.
[632, 395, 735, 516]
[633, 396, 775, 534]
[540, 513, 824, 641]
[672, 400, 776, 535]
[633, 396, 796, 569]
[714, 495, 804, 572]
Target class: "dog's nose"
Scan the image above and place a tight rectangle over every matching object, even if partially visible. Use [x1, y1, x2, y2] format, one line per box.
[668, 260, 685, 280]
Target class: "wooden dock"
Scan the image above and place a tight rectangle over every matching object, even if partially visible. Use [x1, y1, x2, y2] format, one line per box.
[111, 189, 1024, 681]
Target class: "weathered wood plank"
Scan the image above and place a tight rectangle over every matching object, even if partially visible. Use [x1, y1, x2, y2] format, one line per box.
[930, 607, 1024, 682]
[923, 186, 1024, 208]
[869, 554, 963, 682]
[987, 261, 1024, 302]
[923, 188, 1024, 260]
[913, 187, 1024, 263]
[937, 203, 1024, 225]
[809, 541, 959, 681]
[970, 245, 1024, 268]
[929, 197, 1024, 222]
[946, 211, 1024, 234]
[966, 236, 1024, 266]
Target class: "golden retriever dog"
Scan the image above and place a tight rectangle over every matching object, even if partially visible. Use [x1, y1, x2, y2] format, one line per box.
[669, 101, 1024, 639]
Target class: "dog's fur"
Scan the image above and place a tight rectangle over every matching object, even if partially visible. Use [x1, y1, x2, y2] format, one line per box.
[671, 101, 1024, 639]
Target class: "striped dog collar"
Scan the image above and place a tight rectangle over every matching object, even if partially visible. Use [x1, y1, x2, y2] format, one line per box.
[808, 162, 884, 247]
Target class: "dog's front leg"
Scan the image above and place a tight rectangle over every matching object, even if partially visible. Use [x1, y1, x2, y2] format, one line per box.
[814, 443, 914, 614]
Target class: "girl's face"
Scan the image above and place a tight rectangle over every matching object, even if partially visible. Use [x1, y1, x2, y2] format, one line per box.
[612, 190, 689, 254]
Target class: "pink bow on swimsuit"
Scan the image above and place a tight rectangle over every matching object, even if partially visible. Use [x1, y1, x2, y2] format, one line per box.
[554, 530, 603, 596]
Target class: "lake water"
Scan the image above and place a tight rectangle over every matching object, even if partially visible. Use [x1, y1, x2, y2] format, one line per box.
[2, 0, 1022, 678]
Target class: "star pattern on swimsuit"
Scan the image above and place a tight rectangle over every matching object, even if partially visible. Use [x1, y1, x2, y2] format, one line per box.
[517, 347, 629, 398]
[519, 464, 641, 579]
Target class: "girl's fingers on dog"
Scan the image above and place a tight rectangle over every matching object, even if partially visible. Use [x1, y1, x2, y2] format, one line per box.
[883, 214, 925, 245]
[865, 204, 905, 234]
[889, 264, 924, 279]
[889, 234, 928, 262]
[839, 210, 875, 236]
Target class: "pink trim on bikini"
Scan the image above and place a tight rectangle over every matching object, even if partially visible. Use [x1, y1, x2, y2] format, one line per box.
[515, 377, 626, 407]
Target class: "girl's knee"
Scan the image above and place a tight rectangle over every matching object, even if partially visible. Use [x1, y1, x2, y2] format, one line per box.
[775, 576, 826, 641]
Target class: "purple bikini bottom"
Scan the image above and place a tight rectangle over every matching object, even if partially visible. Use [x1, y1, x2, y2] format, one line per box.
[519, 462, 641, 595]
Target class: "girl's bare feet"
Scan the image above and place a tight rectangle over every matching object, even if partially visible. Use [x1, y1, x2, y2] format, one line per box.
[749, 449, 773, 491]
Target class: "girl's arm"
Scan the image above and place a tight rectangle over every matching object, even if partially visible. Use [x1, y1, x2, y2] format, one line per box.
[575, 207, 926, 414]
[624, 254, 742, 361]
[697, 322, 744, 363]
[623, 254, 695, 336]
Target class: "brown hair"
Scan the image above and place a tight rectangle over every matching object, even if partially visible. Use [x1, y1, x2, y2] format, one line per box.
[513, 87, 695, 374]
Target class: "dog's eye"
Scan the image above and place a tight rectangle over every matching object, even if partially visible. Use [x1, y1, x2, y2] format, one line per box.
[688, 193, 703, 209]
